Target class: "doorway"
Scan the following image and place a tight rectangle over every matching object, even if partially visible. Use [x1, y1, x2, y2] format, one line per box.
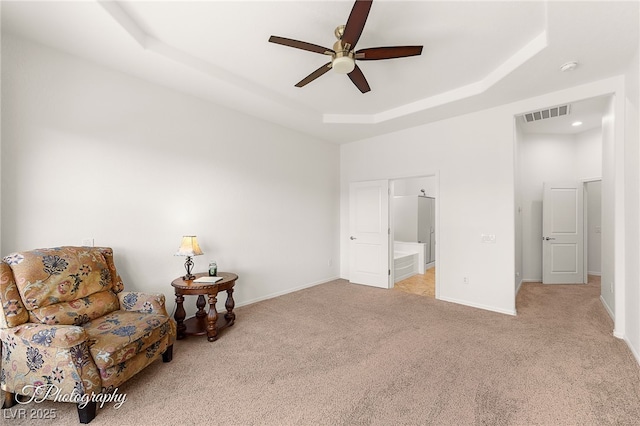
[390, 176, 437, 298]
[514, 95, 610, 310]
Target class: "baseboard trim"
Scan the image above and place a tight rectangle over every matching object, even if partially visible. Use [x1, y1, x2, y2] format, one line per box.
[623, 336, 640, 366]
[234, 276, 340, 309]
[587, 271, 602, 276]
[600, 295, 615, 320]
[438, 296, 517, 316]
[515, 279, 523, 295]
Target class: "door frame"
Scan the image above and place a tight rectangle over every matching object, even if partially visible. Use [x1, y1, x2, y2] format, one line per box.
[582, 177, 603, 285]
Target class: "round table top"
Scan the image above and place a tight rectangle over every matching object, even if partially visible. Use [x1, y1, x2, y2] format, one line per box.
[171, 272, 238, 290]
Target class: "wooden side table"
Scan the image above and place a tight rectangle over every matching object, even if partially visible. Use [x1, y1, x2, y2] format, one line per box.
[171, 272, 238, 342]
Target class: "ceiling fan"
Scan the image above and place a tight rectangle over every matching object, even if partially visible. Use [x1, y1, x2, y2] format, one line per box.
[268, 0, 423, 94]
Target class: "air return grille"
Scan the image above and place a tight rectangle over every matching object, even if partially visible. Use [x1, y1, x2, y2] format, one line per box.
[522, 105, 571, 123]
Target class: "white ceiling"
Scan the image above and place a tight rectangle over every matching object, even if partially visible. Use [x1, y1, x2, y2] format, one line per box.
[2, 1, 638, 143]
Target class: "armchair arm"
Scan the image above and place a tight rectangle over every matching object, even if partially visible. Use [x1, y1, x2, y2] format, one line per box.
[2, 323, 88, 349]
[0, 324, 101, 400]
[118, 292, 170, 316]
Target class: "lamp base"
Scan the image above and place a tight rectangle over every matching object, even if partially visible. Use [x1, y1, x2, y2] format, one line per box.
[183, 256, 195, 281]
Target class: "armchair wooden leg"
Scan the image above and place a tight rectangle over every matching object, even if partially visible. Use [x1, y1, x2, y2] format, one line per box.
[77, 401, 97, 424]
[2, 391, 16, 409]
[162, 344, 173, 362]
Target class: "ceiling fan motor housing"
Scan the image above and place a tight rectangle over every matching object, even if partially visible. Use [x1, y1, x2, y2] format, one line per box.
[332, 39, 355, 74]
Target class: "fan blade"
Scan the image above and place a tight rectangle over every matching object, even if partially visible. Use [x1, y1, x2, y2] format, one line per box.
[342, 0, 373, 49]
[355, 46, 423, 60]
[348, 65, 371, 93]
[295, 62, 333, 88]
[269, 36, 334, 55]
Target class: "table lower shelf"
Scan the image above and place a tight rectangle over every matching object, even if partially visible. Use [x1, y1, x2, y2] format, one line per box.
[179, 313, 234, 340]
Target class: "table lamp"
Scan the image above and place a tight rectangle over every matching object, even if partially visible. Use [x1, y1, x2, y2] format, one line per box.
[175, 235, 203, 280]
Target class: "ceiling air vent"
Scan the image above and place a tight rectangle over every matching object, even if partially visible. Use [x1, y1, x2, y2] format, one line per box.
[522, 105, 571, 123]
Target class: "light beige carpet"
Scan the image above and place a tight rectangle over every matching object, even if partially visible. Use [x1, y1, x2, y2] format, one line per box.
[2, 277, 640, 425]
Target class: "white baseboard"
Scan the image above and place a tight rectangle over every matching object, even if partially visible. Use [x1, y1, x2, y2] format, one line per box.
[438, 295, 517, 316]
[521, 279, 541, 283]
[233, 276, 340, 309]
[623, 335, 640, 366]
[588, 271, 602, 276]
[515, 279, 523, 295]
[600, 295, 615, 320]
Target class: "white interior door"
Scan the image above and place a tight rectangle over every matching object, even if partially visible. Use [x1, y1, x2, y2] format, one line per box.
[349, 180, 389, 288]
[542, 182, 584, 284]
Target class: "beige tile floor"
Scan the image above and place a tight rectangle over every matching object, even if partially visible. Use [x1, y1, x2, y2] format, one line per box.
[393, 267, 435, 298]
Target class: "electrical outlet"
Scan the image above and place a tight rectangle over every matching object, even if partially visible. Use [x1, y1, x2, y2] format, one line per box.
[328, 258, 332, 267]
[463, 277, 469, 284]
[610, 282, 614, 293]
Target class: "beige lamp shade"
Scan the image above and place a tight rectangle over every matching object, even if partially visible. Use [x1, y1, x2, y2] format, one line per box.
[175, 236, 204, 257]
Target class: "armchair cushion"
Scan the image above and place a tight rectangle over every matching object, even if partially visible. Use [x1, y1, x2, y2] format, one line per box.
[83, 311, 173, 371]
[4, 247, 123, 326]
[5, 323, 88, 349]
[28, 291, 120, 326]
[9, 247, 116, 308]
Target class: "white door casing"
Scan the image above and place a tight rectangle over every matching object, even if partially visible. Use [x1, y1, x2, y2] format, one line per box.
[542, 182, 584, 284]
[349, 180, 390, 288]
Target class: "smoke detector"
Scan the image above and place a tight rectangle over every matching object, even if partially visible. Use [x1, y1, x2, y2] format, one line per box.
[560, 61, 578, 72]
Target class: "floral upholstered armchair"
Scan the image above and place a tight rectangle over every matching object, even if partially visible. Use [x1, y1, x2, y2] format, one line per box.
[0, 247, 176, 423]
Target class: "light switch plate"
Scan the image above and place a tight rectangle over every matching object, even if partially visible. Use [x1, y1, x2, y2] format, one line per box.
[481, 234, 496, 243]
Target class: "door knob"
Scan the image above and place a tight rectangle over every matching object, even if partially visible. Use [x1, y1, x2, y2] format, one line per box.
[350, 236, 357, 240]
[543, 237, 556, 241]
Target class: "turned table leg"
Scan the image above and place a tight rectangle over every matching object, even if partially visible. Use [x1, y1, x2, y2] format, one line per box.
[195, 294, 206, 318]
[207, 294, 218, 342]
[225, 288, 236, 325]
[175, 293, 186, 340]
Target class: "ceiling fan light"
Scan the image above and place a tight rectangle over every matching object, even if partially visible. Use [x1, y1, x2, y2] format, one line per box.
[333, 56, 355, 74]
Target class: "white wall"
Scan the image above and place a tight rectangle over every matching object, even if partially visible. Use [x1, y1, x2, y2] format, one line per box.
[586, 181, 602, 275]
[518, 127, 602, 282]
[624, 44, 640, 362]
[342, 107, 518, 315]
[341, 76, 627, 318]
[1, 35, 340, 315]
[576, 128, 605, 180]
[393, 176, 436, 197]
[393, 196, 419, 242]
